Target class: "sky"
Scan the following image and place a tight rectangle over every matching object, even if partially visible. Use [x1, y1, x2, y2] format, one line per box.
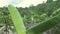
[0, 0, 47, 8]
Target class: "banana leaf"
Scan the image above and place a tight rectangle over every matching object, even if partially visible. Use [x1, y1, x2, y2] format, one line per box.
[8, 5, 26, 34]
[27, 10, 60, 34]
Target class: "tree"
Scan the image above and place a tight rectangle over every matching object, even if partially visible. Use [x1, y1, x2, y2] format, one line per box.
[47, 0, 53, 3]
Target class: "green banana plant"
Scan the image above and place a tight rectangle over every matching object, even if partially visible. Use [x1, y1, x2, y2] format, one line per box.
[27, 9, 60, 34]
[8, 5, 60, 34]
[8, 5, 26, 34]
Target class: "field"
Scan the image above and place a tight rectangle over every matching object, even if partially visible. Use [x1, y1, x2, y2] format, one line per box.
[0, 0, 60, 34]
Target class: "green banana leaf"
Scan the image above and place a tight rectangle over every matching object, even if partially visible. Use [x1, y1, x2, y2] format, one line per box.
[8, 5, 60, 34]
[27, 10, 60, 34]
[8, 5, 26, 34]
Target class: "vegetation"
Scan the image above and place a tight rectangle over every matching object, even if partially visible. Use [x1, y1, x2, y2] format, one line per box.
[8, 5, 26, 34]
[0, 0, 60, 34]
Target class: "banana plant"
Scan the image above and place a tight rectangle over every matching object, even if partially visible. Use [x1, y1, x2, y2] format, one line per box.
[27, 9, 60, 34]
[8, 5, 60, 34]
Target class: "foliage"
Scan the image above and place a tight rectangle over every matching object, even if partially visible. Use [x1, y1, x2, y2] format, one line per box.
[0, 0, 60, 34]
[8, 5, 26, 34]
[27, 9, 60, 34]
